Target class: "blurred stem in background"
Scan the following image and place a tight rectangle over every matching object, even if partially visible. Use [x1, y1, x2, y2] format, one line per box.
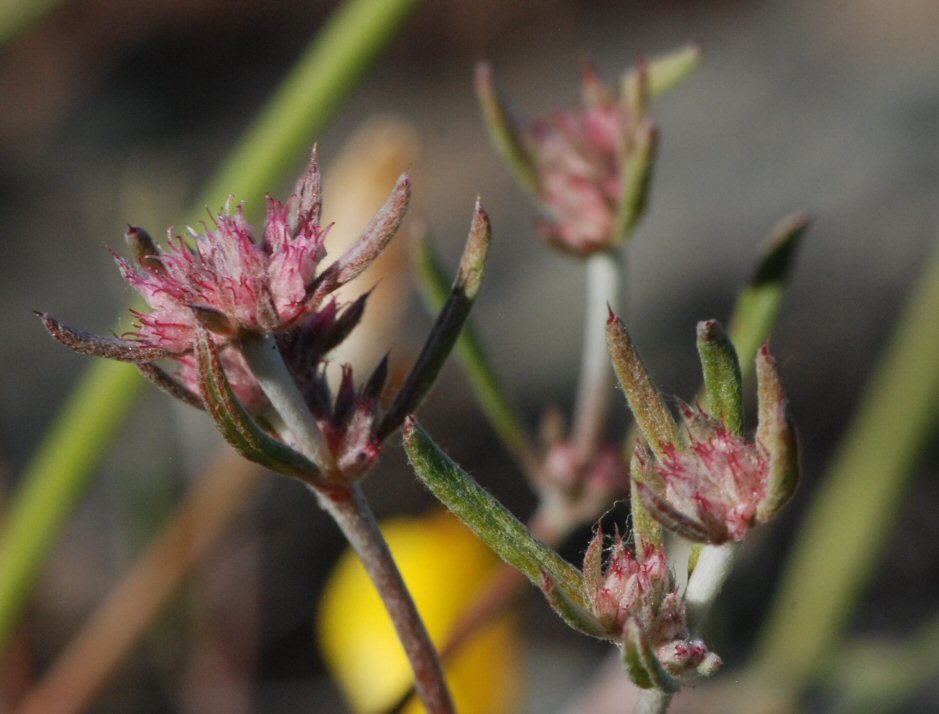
[754, 231, 939, 699]
[0, 0, 422, 655]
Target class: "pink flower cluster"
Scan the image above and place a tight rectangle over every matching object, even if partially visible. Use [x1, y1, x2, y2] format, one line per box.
[635, 404, 771, 544]
[583, 529, 719, 677]
[531, 79, 627, 254]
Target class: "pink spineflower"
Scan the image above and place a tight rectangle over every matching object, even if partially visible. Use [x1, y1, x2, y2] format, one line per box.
[476, 60, 661, 256]
[634, 404, 770, 544]
[582, 529, 720, 678]
[530, 71, 631, 254]
[118, 151, 407, 354]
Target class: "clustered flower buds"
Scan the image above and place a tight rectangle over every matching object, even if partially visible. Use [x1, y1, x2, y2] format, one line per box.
[41, 147, 491, 488]
[583, 530, 721, 682]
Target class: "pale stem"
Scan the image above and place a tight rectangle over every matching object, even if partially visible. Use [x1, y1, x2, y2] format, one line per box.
[241, 335, 452, 713]
[316, 484, 454, 714]
[635, 689, 672, 714]
[684, 542, 739, 630]
[571, 250, 622, 461]
[241, 335, 334, 472]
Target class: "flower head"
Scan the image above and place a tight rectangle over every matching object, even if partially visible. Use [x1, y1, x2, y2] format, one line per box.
[582, 529, 720, 679]
[475, 47, 699, 255]
[634, 405, 770, 544]
[607, 313, 799, 545]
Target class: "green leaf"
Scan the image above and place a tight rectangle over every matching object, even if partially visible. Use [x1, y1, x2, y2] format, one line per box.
[696, 319, 744, 435]
[378, 201, 491, 439]
[540, 570, 606, 638]
[474, 63, 540, 194]
[622, 616, 679, 692]
[615, 120, 658, 243]
[727, 212, 810, 377]
[194, 329, 321, 482]
[633, 43, 702, 98]
[403, 419, 587, 609]
[607, 312, 677, 456]
[412, 226, 536, 471]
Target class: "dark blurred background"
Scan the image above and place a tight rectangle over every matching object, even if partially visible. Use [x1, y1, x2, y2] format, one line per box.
[2, 0, 939, 711]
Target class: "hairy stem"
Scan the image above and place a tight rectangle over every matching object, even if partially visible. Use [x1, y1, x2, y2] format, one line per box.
[317, 484, 453, 714]
[571, 250, 621, 461]
[242, 336, 451, 712]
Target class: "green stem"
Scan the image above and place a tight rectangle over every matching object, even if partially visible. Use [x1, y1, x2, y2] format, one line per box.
[0, 0, 422, 655]
[754, 233, 939, 693]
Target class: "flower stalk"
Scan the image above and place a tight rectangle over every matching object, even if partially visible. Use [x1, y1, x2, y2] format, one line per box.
[570, 250, 621, 462]
[315, 484, 454, 714]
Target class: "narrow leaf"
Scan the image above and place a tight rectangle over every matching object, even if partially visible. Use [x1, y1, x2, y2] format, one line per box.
[622, 616, 679, 692]
[136, 363, 204, 411]
[378, 202, 491, 439]
[727, 212, 810, 376]
[606, 311, 677, 455]
[413, 225, 536, 471]
[615, 120, 658, 243]
[754, 344, 799, 522]
[645, 43, 702, 96]
[38, 313, 171, 363]
[194, 329, 321, 481]
[474, 62, 540, 194]
[404, 418, 587, 608]
[696, 319, 744, 435]
[310, 172, 411, 302]
[540, 570, 607, 639]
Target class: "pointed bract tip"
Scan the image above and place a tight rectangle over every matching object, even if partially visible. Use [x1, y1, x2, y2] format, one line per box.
[696, 319, 718, 338]
[606, 304, 618, 325]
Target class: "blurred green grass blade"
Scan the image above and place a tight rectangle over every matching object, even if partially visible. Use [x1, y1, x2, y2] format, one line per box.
[0, 0, 60, 47]
[754, 232, 939, 692]
[413, 232, 538, 472]
[0, 0, 421, 654]
[0, 361, 141, 647]
[194, 0, 420, 215]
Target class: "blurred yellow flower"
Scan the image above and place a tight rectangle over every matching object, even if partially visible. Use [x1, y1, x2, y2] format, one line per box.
[318, 509, 519, 713]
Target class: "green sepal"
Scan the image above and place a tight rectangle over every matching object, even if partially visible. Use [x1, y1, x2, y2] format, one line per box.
[540, 570, 607, 639]
[194, 328, 321, 482]
[755, 345, 799, 522]
[378, 201, 491, 439]
[622, 616, 679, 693]
[607, 312, 678, 456]
[403, 418, 587, 609]
[696, 319, 744, 435]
